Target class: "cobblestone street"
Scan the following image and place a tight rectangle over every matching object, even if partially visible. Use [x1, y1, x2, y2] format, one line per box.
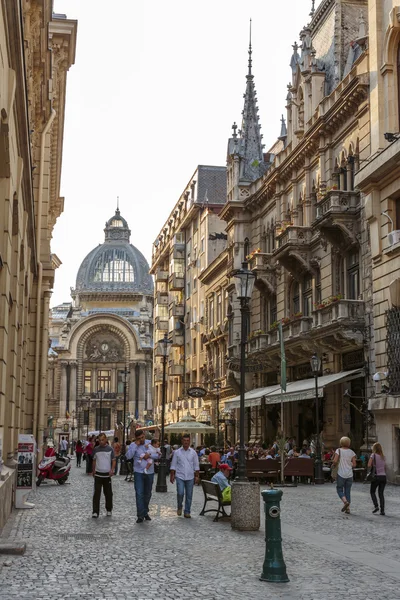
[1, 464, 400, 600]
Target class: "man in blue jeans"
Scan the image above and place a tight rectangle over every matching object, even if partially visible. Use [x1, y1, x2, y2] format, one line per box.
[126, 430, 155, 523]
[170, 434, 200, 518]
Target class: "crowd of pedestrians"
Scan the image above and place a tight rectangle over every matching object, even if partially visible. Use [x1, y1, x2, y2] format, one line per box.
[50, 431, 388, 521]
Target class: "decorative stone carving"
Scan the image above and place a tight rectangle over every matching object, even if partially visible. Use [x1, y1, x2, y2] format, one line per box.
[85, 333, 124, 362]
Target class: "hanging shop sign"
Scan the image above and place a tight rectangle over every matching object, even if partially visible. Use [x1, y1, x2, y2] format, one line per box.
[187, 387, 207, 398]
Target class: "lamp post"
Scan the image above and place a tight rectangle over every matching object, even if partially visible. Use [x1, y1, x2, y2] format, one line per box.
[310, 354, 324, 484]
[98, 388, 104, 433]
[120, 369, 130, 476]
[156, 333, 172, 493]
[233, 262, 255, 481]
[214, 382, 222, 449]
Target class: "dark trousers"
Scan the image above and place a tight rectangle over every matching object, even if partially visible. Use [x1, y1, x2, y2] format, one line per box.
[76, 453, 82, 467]
[134, 472, 154, 518]
[370, 475, 386, 512]
[93, 475, 113, 514]
[86, 454, 93, 474]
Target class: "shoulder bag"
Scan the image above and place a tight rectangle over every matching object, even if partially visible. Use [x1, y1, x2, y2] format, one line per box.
[364, 454, 377, 483]
[331, 449, 340, 481]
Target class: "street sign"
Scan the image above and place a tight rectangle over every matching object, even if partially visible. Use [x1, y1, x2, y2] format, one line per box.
[187, 386, 207, 398]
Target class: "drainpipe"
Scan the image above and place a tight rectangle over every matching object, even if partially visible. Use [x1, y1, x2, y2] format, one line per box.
[32, 109, 56, 442]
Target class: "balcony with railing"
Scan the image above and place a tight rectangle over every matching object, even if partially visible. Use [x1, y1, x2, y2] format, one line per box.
[169, 272, 185, 290]
[155, 268, 168, 281]
[313, 190, 361, 248]
[170, 330, 184, 346]
[273, 226, 313, 275]
[268, 316, 313, 344]
[248, 252, 276, 294]
[312, 298, 365, 329]
[247, 332, 269, 354]
[169, 360, 184, 376]
[169, 301, 184, 317]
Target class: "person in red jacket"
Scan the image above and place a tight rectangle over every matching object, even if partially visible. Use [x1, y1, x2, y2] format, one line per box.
[75, 440, 83, 467]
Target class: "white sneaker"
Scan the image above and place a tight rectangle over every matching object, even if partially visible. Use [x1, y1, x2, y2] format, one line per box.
[92, 513, 98, 518]
[106, 511, 112, 517]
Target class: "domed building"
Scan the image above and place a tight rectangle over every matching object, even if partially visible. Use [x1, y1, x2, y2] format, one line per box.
[48, 208, 154, 444]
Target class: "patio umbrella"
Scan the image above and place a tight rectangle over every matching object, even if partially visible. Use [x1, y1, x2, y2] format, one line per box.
[164, 413, 215, 434]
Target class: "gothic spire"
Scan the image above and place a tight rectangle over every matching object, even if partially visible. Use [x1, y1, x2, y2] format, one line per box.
[237, 20, 265, 182]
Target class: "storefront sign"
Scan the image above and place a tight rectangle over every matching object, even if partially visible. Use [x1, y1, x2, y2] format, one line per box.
[15, 434, 36, 510]
[187, 387, 207, 398]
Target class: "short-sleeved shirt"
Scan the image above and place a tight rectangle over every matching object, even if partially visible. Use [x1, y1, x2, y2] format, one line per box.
[335, 448, 355, 479]
[371, 453, 386, 476]
[93, 444, 115, 477]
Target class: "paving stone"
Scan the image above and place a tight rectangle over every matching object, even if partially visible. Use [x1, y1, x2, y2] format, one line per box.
[0, 466, 399, 599]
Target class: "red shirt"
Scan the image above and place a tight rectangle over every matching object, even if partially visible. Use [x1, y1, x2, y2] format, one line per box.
[208, 452, 221, 469]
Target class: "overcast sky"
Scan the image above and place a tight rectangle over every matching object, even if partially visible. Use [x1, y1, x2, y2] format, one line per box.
[51, 0, 321, 307]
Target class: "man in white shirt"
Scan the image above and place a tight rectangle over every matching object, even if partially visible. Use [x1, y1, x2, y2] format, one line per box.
[170, 434, 199, 518]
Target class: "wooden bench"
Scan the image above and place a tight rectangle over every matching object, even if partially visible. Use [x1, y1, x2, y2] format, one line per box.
[246, 459, 281, 482]
[199, 480, 231, 522]
[283, 458, 315, 483]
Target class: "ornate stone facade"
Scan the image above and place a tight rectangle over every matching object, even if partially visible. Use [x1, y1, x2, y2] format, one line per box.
[355, 0, 400, 482]
[0, 1, 77, 528]
[219, 0, 372, 451]
[49, 209, 154, 439]
[150, 166, 227, 430]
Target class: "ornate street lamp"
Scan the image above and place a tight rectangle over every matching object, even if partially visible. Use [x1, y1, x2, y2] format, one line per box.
[233, 261, 255, 481]
[156, 333, 172, 493]
[310, 354, 324, 484]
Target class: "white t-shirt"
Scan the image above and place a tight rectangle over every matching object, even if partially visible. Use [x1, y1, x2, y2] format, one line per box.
[335, 448, 356, 479]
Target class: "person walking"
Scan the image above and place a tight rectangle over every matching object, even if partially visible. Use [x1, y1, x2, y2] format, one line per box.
[85, 436, 95, 475]
[92, 432, 116, 518]
[369, 442, 387, 516]
[126, 430, 154, 523]
[75, 440, 83, 467]
[112, 437, 121, 475]
[59, 436, 68, 457]
[170, 434, 200, 519]
[332, 436, 356, 514]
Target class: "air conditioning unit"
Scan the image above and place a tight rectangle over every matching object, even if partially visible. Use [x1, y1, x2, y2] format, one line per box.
[388, 230, 400, 246]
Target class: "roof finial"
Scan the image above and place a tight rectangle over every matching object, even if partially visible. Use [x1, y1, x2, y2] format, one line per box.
[116, 196, 120, 214]
[310, 0, 315, 18]
[248, 18, 252, 75]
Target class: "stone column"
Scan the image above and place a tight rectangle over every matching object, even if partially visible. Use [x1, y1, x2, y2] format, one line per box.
[70, 361, 78, 415]
[59, 361, 68, 424]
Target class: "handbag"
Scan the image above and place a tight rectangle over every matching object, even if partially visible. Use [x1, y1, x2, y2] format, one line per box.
[331, 449, 340, 481]
[364, 454, 377, 483]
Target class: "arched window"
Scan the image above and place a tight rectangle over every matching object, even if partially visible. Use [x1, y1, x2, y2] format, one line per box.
[347, 250, 359, 299]
[303, 274, 313, 316]
[93, 249, 134, 283]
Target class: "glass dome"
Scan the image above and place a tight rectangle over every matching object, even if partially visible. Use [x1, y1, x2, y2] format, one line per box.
[74, 209, 153, 294]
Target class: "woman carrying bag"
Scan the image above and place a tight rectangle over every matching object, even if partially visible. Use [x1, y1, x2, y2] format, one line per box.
[368, 442, 387, 516]
[332, 436, 356, 514]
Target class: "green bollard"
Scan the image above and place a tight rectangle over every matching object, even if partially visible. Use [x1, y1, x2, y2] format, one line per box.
[260, 488, 289, 583]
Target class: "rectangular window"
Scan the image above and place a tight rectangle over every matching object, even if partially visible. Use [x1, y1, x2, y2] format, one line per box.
[269, 296, 277, 327]
[303, 294, 312, 317]
[83, 410, 89, 426]
[217, 294, 222, 323]
[347, 251, 359, 300]
[186, 281, 191, 299]
[193, 276, 197, 291]
[84, 370, 91, 394]
[97, 370, 111, 393]
[209, 298, 214, 327]
[201, 237, 205, 253]
[96, 408, 111, 431]
[117, 370, 124, 394]
[193, 338, 197, 355]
